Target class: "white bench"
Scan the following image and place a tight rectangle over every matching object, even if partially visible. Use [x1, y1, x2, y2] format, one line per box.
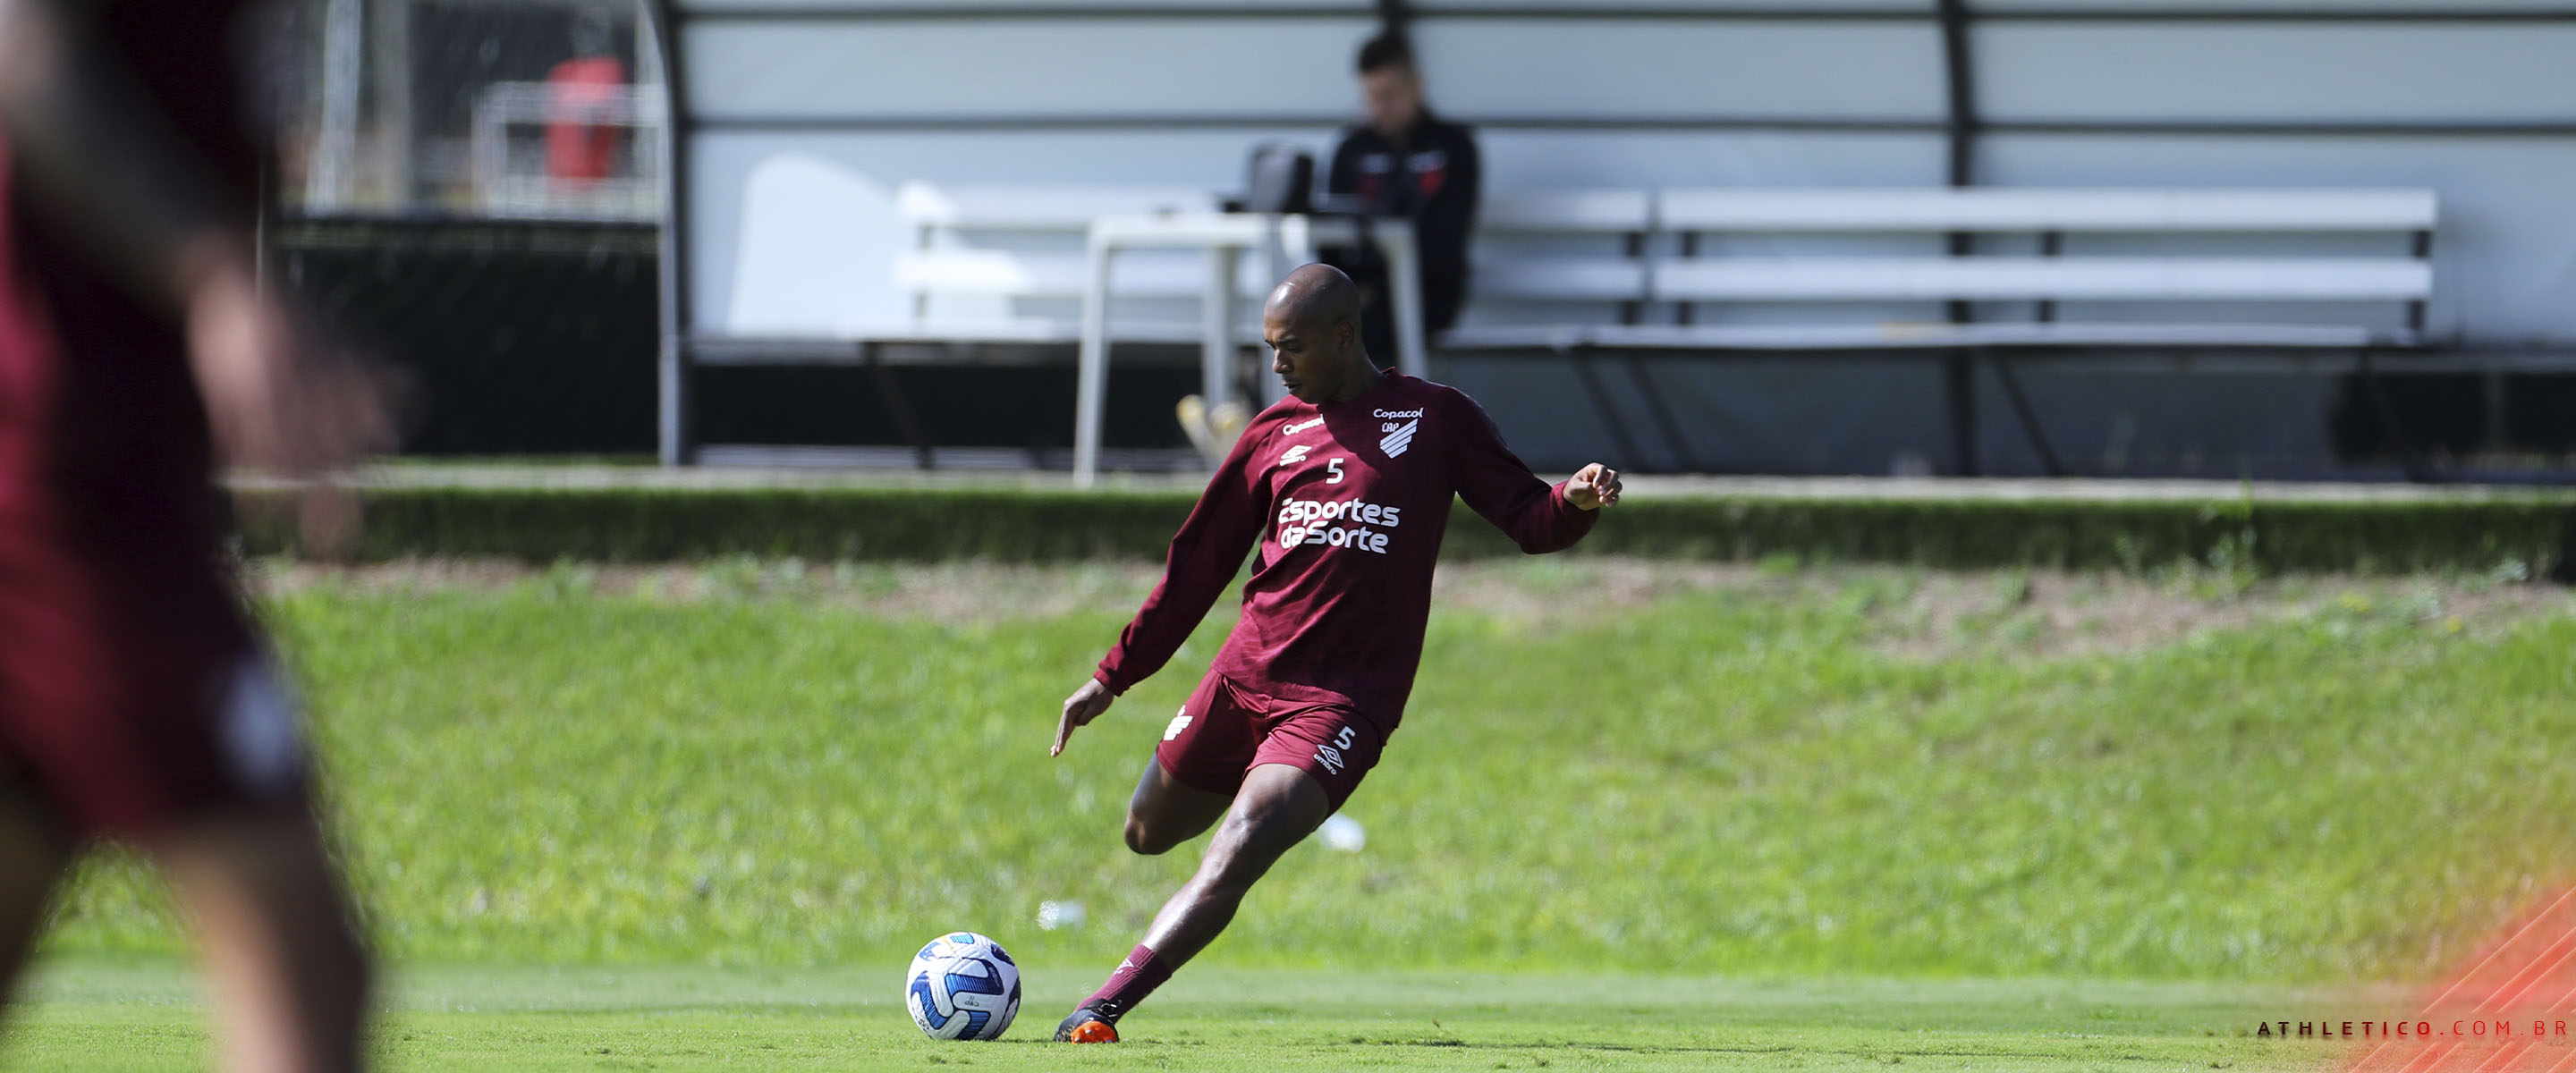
[890, 185, 1665, 351]
[1444, 190, 1656, 349]
[889, 182, 1239, 342]
[869, 185, 2437, 353]
[691, 183, 1243, 469]
[1647, 188, 2435, 348]
[1444, 187, 2437, 473]
[691, 183, 2438, 476]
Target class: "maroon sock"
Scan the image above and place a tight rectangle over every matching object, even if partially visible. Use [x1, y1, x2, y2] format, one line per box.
[1082, 944, 1173, 1021]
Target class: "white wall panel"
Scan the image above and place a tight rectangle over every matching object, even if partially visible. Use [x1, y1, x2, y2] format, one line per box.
[1478, 130, 1943, 189]
[1416, 21, 1945, 119]
[690, 129, 1335, 333]
[684, 18, 1372, 119]
[1977, 24, 2576, 121]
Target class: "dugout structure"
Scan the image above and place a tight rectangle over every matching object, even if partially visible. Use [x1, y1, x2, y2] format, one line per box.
[650, 1, 2576, 477]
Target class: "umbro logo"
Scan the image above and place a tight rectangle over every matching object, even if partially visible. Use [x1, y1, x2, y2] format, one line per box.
[1379, 419, 1417, 458]
[1277, 444, 1313, 468]
[1284, 417, 1325, 435]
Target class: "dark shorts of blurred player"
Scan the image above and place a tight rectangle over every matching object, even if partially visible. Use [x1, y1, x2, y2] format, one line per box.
[0, 541, 311, 841]
[1154, 672, 1388, 811]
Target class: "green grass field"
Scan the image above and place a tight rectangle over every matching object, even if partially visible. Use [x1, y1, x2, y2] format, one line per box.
[10, 558, 2575, 1068]
[5, 959, 2369, 1071]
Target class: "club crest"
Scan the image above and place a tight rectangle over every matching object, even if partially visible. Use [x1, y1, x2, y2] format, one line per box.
[1379, 419, 1417, 458]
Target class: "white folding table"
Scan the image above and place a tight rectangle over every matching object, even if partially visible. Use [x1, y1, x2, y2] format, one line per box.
[1072, 213, 1425, 488]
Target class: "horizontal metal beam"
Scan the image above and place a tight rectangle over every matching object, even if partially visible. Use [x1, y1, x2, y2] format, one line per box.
[674, 5, 1369, 21]
[674, 4, 2576, 22]
[1973, 7, 2576, 21]
[691, 113, 2576, 138]
[696, 444, 1205, 471]
[1991, 119, 2576, 138]
[1448, 347, 2576, 375]
[1431, 5, 2576, 18]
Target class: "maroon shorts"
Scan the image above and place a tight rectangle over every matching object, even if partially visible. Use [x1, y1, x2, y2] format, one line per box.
[1153, 672, 1386, 810]
[0, 534, 309, 841]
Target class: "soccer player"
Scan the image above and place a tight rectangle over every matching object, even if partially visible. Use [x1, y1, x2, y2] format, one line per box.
[1046, 263, 1620, 1043]
[0, 1, 388, 1069]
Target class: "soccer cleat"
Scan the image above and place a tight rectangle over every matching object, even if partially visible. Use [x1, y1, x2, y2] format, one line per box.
[1054, 1007, 1120, 1043]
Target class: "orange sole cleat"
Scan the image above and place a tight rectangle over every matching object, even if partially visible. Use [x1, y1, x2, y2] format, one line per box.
[1054, 1007, 1120, 1043]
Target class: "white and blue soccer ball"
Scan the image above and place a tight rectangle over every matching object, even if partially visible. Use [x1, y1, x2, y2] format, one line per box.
[904, 932, 1021, 1040]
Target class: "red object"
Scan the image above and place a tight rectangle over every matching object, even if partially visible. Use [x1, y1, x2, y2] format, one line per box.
[0, 3, 305, 840]
[1094, 372, 1597, 729]
[544, 55, 628, 185]
[1154, 672, 1383, 808]
[1418, 165, 1445, 198]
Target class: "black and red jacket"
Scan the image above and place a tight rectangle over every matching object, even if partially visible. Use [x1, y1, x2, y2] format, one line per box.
[1325, 110, 1482, 336]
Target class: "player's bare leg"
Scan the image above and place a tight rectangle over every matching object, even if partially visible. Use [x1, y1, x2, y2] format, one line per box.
[1123, 756, 1232, 856]
[147, 811, 372, 1073]
[1059, 763, 1332, 1041]
[0, 791, 72, 1020]
[1136, 764, 1330, 963]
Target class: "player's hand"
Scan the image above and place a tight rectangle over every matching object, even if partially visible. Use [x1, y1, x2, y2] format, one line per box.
[185, 256, 398, 556]
[188, 259, 395, 474]
[1566, 462, 1623, 510]
[1053, 677, 1116, 756]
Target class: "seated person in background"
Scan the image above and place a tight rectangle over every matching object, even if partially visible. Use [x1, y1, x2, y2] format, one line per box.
[1324, 32, 1480, 369]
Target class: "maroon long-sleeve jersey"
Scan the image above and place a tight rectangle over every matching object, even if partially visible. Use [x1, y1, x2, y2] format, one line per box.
[1094, 372, 1597, 724]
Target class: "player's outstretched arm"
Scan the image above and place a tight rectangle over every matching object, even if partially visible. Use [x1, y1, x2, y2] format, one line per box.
[1451, 397, 1616, 553]
[1056, 427, 1267, 755]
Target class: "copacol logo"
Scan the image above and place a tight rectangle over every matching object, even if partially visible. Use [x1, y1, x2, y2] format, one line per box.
[1276, 497, 1403, 554]
[1375, 409, 1422, 458]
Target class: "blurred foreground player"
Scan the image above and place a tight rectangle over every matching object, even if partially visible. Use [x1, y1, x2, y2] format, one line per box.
[1047, 265, 1620, 1042]
[0, 0, 390, 1069]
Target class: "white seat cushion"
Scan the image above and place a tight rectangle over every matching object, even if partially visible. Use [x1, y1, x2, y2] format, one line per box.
[1652, 257, 2432, 302]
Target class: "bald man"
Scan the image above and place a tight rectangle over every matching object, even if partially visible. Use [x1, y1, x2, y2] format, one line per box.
[1046, 264, 1621, 1042]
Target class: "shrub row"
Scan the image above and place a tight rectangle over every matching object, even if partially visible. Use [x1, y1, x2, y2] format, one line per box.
[234, 485, 2576, 577]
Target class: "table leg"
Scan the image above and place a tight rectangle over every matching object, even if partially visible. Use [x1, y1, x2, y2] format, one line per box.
[1202, 245, 1238, 414]
[1380, 226, 1429, 378]
[1074, 232, 1114, 488]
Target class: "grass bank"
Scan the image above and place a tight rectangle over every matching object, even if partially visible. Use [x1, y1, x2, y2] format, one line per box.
[36, 561, 2576, 983]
